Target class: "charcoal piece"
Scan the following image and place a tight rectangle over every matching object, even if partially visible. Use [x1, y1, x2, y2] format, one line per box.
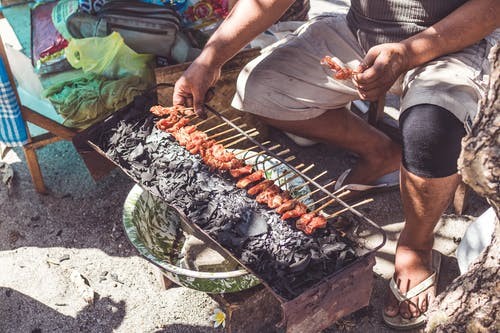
[129, 143, 145, 161]
[236, 210, 269, 237]
[321, 242, 346, 257]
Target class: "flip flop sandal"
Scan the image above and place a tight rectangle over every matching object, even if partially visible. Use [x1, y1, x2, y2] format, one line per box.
[334, 168, 400, 192]
[383, 250, 442, 330]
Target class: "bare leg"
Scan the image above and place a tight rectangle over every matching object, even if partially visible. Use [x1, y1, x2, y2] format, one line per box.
[259, 108, 401, 185]
[385, 166, 461, 319]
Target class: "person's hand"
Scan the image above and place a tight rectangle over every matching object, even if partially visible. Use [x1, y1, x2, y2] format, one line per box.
[173, 60, 221, 118]
[353, 43, 410, 101]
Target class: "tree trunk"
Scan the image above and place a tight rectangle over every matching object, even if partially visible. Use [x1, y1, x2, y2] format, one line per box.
[426, 45, 499, 333]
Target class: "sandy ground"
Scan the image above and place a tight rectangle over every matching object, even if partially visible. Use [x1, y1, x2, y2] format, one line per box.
[0, 1, 490, 332]
[0, 126, 488, 333]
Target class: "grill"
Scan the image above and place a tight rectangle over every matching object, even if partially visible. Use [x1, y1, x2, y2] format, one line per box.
[75, 84, 387, 332]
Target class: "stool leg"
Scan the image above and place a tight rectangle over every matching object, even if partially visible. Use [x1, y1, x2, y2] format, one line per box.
[156, 268, 175, 290]
[22, 146, 46, 194]
[453, 182, 470, 215]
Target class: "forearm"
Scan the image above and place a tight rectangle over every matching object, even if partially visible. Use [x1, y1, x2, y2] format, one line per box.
[402, 0, 500, 69]
[195, 0, 295, 68]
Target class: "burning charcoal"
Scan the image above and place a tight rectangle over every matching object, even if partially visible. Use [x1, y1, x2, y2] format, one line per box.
[321, 243, 346, 257]
[94, 109, 362, 301]
[129, 143, 145, 160]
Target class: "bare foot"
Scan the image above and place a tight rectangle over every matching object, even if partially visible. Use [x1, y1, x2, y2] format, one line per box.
[384, 246, 436, 320]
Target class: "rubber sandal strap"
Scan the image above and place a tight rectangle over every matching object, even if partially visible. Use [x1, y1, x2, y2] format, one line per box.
[334, 169, 399, 192]
[405, 271, 437, 299]
[334, 169, 351, 191]
[389, 272, 437, 303]
[389, 277, 408, 303]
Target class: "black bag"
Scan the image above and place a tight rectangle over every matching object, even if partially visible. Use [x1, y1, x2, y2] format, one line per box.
[96, 1, 181, 58]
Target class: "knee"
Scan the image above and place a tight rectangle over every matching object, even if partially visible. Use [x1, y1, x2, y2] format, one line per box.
[399, 104, 466, 178]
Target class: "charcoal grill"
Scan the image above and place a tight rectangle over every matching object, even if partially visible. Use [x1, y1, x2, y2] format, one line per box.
[74, 84, 387, 333]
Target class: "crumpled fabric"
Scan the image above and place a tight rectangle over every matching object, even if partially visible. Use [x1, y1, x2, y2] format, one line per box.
[42, 73, 149, 129]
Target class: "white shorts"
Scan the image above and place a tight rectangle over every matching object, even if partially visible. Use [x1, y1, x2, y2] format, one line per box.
[231, 14, 496, 131]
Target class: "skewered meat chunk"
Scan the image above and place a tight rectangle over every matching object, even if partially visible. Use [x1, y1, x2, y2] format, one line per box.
[156, 117, 178, 130]
[247, 179, 274, 196]
[167, 117, 191, 133]
[268, 191, 291, 209]
[172, 127, 194, 146]
[276, 199, 297, 214]
[282, 202, 307, 220]
[321, 56, 355, 80]
[295, 212, 315, 232]
[304, 216, 327, 235]
[256, 185, 280, 204]
[150, 105, 174, 117]
[230, 165, 253, 178]
[236, 170, 264, 188]
[205, 144, 235, 162]
[150, 105, 194, 117]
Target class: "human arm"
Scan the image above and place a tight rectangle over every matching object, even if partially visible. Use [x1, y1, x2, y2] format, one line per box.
[354, 0, 500, 101]
[173, 0, 295, 117]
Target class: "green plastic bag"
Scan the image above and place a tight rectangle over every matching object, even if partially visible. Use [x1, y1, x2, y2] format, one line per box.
[65, 32, 154, 83]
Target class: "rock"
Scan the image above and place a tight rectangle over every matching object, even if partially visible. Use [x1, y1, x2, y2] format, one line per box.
[70, 270, 95, 304]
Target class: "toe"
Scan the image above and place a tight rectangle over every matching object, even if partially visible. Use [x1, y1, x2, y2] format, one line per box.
[384, 282, 400, 317]
[408, 298, 421, 318]
[419, 294, 428, 313]
[399, 301, 412, 319]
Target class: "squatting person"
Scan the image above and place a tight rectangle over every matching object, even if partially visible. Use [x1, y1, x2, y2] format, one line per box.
[172, 0, 500, 329]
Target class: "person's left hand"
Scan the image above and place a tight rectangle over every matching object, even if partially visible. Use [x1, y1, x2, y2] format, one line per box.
[353, 43, 410, 101]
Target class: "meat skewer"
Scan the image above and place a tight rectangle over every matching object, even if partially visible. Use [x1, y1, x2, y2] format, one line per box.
[321, 56, 358, 80]
[247, 179, 274, 196]
[151, 104, 360, 235]
[203, 117, 242, 133]
[236, 170, 265, 189]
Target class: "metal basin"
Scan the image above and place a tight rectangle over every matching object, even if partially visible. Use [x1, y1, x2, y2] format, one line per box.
[123, 184, 262, 293]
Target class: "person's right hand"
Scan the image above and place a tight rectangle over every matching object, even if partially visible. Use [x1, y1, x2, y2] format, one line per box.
[173, 60, 221, 118]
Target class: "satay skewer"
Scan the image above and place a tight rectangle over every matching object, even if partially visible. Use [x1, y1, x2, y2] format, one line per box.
[257, 149, 292, 164]
[207, 124, 248, 139]
[288, 171, 328, 192]
[325, 198, 374, 219]
[294, 178, 336, 202]
[310, 186, 351, 214]
[217, 129, 258, 145]
[273, 164, 305, 183]
[307, 190, 351, 209]
[193, 109, 229, 127]
[224, 131, 260, 148]
[242, 145, 283, 161]
[243, 144, 290, 163]
[203, 117, 242, 133]
[263, 156, 296, 173]
[233, 141, 272, 156]
[276, 163, 316, 186]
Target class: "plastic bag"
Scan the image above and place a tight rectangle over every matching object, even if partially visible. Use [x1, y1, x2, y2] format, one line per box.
[65, 32, 154, 83]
